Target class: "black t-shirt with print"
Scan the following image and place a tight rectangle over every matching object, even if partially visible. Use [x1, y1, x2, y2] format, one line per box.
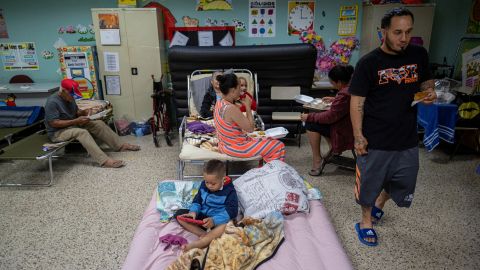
[349, 45, 432, 150]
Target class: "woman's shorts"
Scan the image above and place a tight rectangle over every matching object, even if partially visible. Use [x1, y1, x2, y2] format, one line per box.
[305, 122, 331, 138]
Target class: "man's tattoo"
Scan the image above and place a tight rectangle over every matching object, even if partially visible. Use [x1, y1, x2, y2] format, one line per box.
[357, 100, 364, 119]
[420, 79, 434, 91]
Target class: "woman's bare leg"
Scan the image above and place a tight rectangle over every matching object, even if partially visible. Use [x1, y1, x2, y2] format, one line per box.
[307, 130, 322, 170]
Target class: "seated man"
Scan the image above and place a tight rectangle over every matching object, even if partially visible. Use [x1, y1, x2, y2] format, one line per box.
[44, 79, 140, 168]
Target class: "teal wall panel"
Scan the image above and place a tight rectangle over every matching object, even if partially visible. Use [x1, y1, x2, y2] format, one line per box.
[0, 0, 472, 83]
[0, 0, 116, 83]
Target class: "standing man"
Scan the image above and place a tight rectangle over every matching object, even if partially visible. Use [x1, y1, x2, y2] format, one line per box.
[349, 8, 436, 246]
[45, 79, 140, 168]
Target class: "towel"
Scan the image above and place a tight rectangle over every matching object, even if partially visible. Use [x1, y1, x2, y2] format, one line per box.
[417, 103, 458, 151]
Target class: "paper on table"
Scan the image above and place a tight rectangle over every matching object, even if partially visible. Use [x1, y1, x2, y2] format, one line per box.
[169, 31, 189, 48]
[294, 94, 314, 104]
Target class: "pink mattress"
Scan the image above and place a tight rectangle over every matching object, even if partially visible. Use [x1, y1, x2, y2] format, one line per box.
[122, 191, 353, 270]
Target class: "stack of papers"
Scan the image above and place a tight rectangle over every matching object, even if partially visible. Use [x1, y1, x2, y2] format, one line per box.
[88, 109, 112, 120]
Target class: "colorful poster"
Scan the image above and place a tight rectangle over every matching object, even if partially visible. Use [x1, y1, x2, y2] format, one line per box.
[0, 42, 39, 71]
[287, 1, 315, 36]
[249, 0, 276, 38]
[462, 45, 480, 95]
[196, 0, 232, 11]
[0, 9, 8, 38]
[98, 13, 121, 45]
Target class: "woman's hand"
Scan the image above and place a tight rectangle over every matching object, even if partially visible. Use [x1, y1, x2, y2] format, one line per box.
[322, 96, 335, 103]
[300, 113, 309, 122]
[202, 217, 214, 229]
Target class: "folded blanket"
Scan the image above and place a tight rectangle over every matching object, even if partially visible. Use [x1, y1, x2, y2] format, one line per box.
[187, 121, 215, 134]
[167, 211, 284, 270]
[0, 106, 44, 128]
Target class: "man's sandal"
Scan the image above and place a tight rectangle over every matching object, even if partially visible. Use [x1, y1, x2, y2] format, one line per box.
[355, 223, 378, 247]
[371, 206, 384, 224]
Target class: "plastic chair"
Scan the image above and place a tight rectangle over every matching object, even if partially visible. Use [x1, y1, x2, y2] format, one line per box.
[270, 86, 302, 147]
[9, 75, 34, 84]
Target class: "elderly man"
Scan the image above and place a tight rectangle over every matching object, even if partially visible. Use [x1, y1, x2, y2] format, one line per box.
[44, 79, 140, 168]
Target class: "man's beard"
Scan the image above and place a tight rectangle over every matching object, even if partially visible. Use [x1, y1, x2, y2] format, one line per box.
[385, 35, 407, 55]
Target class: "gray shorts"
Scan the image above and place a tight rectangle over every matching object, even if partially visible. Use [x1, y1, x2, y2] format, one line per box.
[354, 147, 419, 208]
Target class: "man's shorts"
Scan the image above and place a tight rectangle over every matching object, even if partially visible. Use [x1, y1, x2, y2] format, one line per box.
[305, 122, 331, 138]
[354, 147, 419, 208]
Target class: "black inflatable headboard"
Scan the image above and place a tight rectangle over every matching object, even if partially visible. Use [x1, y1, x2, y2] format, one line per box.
[168, 43, 316, 124]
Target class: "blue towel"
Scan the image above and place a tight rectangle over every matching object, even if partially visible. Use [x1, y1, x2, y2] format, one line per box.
[417, 103, 458, 151]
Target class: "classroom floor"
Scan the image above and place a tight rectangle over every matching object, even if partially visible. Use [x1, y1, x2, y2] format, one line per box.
[0, 134, 478, 270]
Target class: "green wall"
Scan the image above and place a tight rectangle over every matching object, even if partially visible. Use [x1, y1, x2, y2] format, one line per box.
[428, 0, 472, 65]
[0, 0, 472, 83]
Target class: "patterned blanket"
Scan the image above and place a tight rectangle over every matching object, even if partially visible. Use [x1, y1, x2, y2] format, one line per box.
[167, 211, 284, 270]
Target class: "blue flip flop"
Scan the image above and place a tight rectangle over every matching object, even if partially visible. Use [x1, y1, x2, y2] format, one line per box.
[371, 206, 384, 224]
[355, 223, 378, 247]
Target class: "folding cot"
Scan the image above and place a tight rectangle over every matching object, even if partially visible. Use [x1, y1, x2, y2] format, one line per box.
[0, 130, 72, 187]
[177, 69, 264, 180]
[0, 120, 43, 145]
[0, 100, 112, 187]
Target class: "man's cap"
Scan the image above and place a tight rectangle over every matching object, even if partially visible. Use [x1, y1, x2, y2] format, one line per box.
[61, 78, 82, 98]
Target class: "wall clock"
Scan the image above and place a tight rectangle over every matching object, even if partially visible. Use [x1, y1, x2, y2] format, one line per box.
[288, 2, 315, 35]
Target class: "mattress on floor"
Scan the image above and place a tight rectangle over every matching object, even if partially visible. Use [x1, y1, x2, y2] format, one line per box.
[122, 190, 353, 270]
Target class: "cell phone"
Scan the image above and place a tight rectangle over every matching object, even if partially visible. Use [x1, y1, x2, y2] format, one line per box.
[176, 215, 205, 225]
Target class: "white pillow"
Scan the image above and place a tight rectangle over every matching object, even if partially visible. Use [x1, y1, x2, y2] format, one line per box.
[233, 160, 310, 218]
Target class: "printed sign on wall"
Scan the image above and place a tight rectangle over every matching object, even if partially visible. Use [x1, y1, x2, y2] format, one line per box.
[0, 42, 39, 70]
[249, 0, 276, 38]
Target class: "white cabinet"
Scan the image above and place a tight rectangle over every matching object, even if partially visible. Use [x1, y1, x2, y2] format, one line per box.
[360, 4, 435, 57]
[91, 8, 166, 121]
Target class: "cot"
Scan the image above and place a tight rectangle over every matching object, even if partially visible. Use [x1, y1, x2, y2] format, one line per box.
[0, 130, 72, 187]
[0, 119, 43, 145]
[177, 69, 264, 180]
[122, 188, 353, 270]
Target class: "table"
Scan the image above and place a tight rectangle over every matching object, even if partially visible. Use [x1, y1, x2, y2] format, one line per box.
[417, 103, 458, 151]
[0, 83, 59, 106]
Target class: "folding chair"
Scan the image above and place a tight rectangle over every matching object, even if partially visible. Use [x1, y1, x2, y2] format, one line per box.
[178, 69, 263, 180]
[270, 86, 302, 147]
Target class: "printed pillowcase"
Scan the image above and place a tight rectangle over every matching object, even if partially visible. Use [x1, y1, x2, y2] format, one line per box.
[233, 160, 310, 219]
